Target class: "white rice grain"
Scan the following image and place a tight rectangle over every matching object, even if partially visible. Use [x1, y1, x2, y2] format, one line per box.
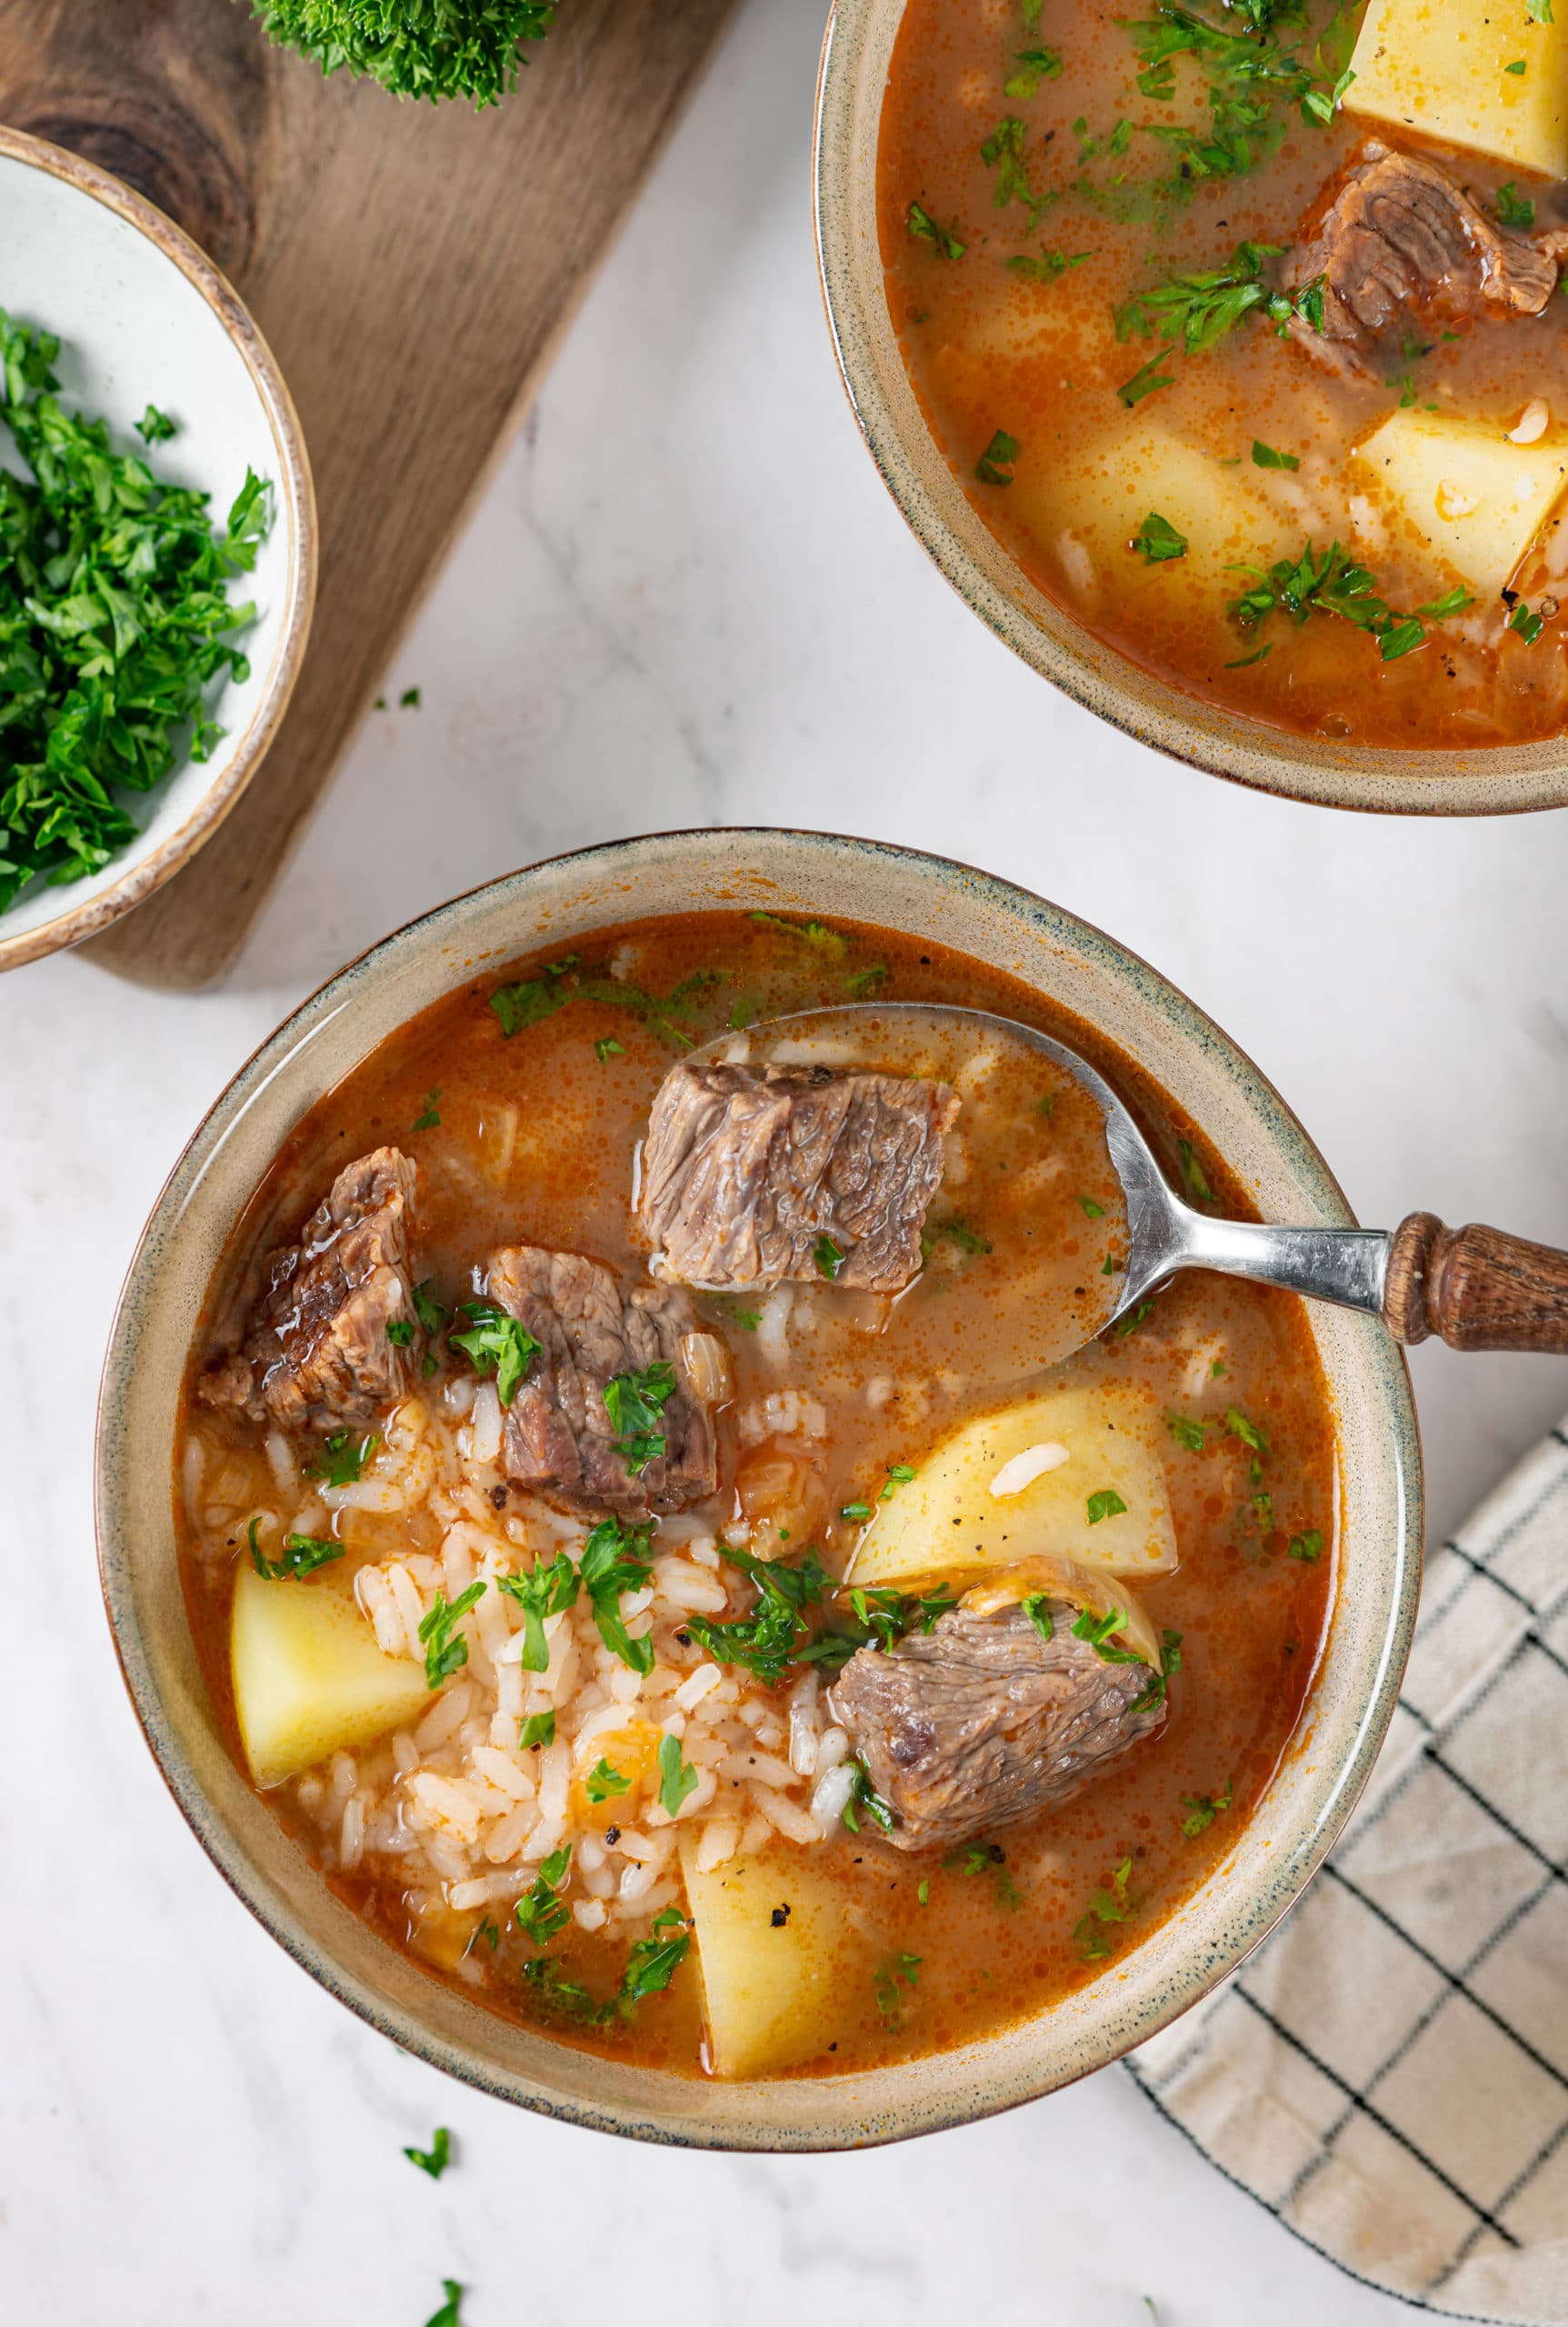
[482, 1805, 534, 1863]
[182, 1435, 206, 1523]
[811, 1761, 856, 1828]
[339, 1795, 365, 1869]
[573, 1897, 609, 1931]
[653, 1562, 730, 1613]
[415, 1683, 472, 1753]
[814, 1724, 850, 1773]
[674, 1664, 723, 1714]
[696, 1818, 740, 1873]
[537, 1741, 570, 1823]
[469, 1382, 503, 1465]
[471, 1745, 534, 1801]
[750, 1784, 820, 1845]
[265, 1432, 297, 1493]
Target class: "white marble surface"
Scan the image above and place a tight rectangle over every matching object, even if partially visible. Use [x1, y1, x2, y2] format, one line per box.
[5, 2, 1568, 2319]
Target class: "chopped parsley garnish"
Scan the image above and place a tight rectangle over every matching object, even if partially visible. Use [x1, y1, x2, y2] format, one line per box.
[838, 1582, 958, 1656]
[1180, 1780, 1233, 1837]
[412, 1088, 442, 1130]
[489, 955, 721, 1047]
[843, 1756, 897, 1834]
[1077, 1192, 1105, 1218]
[924, 1215, 993, 1256]
[1167, 1413, 1205, 1452]
[1227, 539, 1440, 662]
[747, 909, 848, 956]
[1006, 246, 1095, 282]
[1252, 438, 1299, 470]
[1075, 1858, 1135, 1960]
[451, 1300, 539, 1404]
[0, 311, 274, 911]
[840, 1502, 874, 1522]
[1117, 347, 1175, 406]
[657, 1733, 700, 1816]
[594, 1035, 625, 1063]
[1224, 1405, 1269, 1455]
[413, 1277, 449, 1333]
[514, 1843, 572, 1944]
[844, 963, 888, 998]
[980, 115, 1058, 226]
[498, 1551, 580, 1671]
[305, 1430, 379, 1486]
[399, 686, 421, 708]
[944, 1838, 1022, 1907]
[521, 1907, 691, 2023]
[423, 2280, 465, 2327]
[1288, 1527, 1324, 1563]
[519, 1710, 556, 1749]
[579, 1515, 657, 1673]
[874, 1950, 923, 2028]
[1130, 1629, 1184, 1714]
[1073, 1603, 1141, 1663]
[686, 1546, 830, 1683]
[135, 402, 178, 444]
[585, 1758, 631, 1804]
[1178, 1138, 1214, 1202]
[246, 1517, 345, 1581]
[1529, 0, 1553, 22]
[906, 200, 966, 260]
[1113, 242, 1326, 403]
[386, 1319, 414, 1345]
[1506, 56, 1528, 73]
[1114, 1300, 1156, 1337]
[1085, 1487, 1129, 1524]
[419, 1581, 487, 1688]
[403, 2126, 451, 2180]
[814, 1233, 845, 1280]
[1004, 44, 1064, 95]
[1497, 181, 1536, 229]
[880, 1463, 918, 1499]
[974, 428, 1022, 485]
[1021, 1590, 1055, 1642]
[604, 1359, 677, 1473]
[1510, 601, 1547, 645]
[1133, 510, 1188, 563]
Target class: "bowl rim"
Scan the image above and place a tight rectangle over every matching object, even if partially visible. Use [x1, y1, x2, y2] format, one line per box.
[0, 124, 317, 973]
[813, 0, 1568, 817]
[95, 827, 1424, 2147]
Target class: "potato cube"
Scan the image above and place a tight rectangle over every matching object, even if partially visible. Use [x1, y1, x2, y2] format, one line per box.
[679, 1836, 860, 2078]
[232, 1563, 430, 1790]
[1020, 419, 1298, 612]
[1344, 0, 1568, 179]
[848, 1383, 1178, 1592]
[1353, 406, 1568, 598]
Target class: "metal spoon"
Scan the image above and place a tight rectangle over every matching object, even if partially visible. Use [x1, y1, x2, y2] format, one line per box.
[698, 1003, 1568, 1356]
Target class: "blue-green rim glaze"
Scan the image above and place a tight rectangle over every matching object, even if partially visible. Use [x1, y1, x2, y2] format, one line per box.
[813, 0, 1568, 817]
[95, 828, 1423, 2149]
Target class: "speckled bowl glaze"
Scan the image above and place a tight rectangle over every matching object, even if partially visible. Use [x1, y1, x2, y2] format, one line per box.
[0, 126, 315, 971]
[97, 830, 1423, 2147]
[814, 0, 1568, 816]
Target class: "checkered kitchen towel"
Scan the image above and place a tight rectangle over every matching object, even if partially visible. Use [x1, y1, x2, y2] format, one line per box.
[1129, 1416, 1568, 2324]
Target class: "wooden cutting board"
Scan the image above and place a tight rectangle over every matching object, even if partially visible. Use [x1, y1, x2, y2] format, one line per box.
[0, 0, 736, 987]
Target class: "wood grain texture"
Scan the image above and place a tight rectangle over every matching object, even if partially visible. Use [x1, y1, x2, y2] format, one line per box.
[1384, 1211, 1568, 1351]
[0, 0, 735, 986]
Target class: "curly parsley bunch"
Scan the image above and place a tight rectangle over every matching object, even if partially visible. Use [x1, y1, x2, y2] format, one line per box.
[245, 0, 555, 105]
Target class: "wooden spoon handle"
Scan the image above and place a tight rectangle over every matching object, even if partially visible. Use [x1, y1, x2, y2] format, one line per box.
[1383, 1213, 1568, 1351]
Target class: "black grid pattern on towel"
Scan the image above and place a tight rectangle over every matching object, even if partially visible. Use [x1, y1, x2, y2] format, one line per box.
[1128, 1429, 1568, 2325]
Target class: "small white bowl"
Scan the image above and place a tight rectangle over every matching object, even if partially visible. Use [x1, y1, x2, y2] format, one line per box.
[0, 126, 315, 972]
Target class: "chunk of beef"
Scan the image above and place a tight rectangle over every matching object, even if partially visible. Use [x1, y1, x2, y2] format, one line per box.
[639, 1059, 960, 1294]
[199, 1148, 421, 1433]
[1284, 140, 1568, 377]
[827, 1597, 1164, 1853]
[486, 1244, 719, 1518]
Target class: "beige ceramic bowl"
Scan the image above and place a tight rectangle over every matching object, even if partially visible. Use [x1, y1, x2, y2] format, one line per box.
[814, 0, 1568, 815]
[97, 830, 1422, 2146]
[0, 126, 315, 971]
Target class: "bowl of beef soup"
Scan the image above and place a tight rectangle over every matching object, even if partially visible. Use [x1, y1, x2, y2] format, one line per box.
[96, 829, 1421, 2144]
[815, 0, 1568, 811]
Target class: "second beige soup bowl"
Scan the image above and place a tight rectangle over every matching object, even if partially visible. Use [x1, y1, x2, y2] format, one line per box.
[813, 0, 1568, 815]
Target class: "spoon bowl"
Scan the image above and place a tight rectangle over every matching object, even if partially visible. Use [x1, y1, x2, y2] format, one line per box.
[696, 1002, 1568, 1359]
